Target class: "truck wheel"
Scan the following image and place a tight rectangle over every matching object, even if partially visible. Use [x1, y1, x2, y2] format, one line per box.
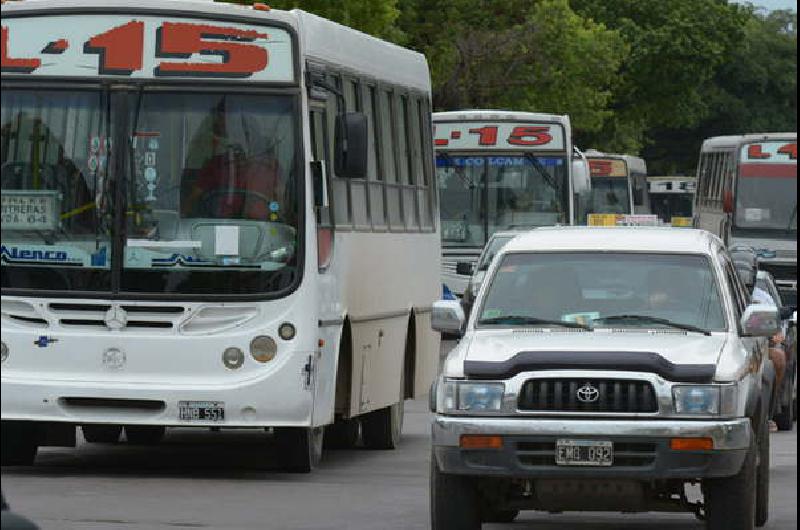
[704, 432, 756, 530]
[125, 426, 165, 445]
[1, 421, 38, 466]
[275, 426, 323, 473]
[482, 508, 519, 523]
[324, 418, 360, 449]
[361, 399, 404, 450]
[755, 419, 770, 527]
[82, 425, 123, 444]
[430, 456, 480, 530]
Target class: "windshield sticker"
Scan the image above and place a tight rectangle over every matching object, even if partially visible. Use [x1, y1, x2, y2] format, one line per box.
[1, 190, 62, 231]
[562, 312, 600, 326]
[1, 16, 295, 82]
[745, 208, 770, 222]
[1, 244, 94, 266]
[269, 201, 280, 212]
[482, 309, 503, 320]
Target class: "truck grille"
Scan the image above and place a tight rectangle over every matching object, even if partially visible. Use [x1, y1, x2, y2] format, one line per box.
[518, 378, 657, 413]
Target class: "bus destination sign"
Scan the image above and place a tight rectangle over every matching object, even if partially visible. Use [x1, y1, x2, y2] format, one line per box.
[433, 122, 565, 151]
[588, 158, 627, 178]
[1, 15, 294, 82]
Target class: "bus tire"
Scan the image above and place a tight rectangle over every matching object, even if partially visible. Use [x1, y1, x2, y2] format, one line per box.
[82, 425, 123, 444]
[324, 419, 360, 450]
[430, 456, 480, 530]
[275, 426, 323, 473]
[125, 425, 166, 445]
[1, 421, 38, 466]
[362, 354, 406, 450]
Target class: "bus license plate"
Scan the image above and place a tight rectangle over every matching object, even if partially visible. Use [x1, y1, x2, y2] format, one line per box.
[178, 401, 225, 422]
[555, 439, 613, 466]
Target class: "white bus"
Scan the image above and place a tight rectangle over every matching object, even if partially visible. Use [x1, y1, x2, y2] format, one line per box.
[434, 110, 589, 295]
[582, 150, 649, 225]
[648, 175, 696, 226]
[694, 133, 797, 305]
[0, 0, 441, 472]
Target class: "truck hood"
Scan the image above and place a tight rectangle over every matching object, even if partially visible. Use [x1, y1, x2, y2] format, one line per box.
[445, 330, 728, 378]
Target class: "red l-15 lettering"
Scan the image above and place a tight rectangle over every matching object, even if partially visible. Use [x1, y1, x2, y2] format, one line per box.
[155, 22, 269, 78]
[1, 26, 41, 73]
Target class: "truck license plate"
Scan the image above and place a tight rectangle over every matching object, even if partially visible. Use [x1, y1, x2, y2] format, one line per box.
[178, 401, 225, 422]
[555, 439, 613, 466]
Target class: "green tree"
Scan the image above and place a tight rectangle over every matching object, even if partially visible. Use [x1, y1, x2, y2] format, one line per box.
[398, 0, 627, 134]
[572, 0, 749, 153]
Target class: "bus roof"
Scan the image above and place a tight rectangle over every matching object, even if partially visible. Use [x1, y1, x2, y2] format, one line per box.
[2, 0, 431, 93]
[433, 110, 570, 126]
[701, 132, 797, 152]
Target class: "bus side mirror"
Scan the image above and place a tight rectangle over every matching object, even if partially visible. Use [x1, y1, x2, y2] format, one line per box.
[455, 262, 474, 276]
[334, 112, 368, 179]
[571, 158, 590, 194]
[723, 189, 734, 214]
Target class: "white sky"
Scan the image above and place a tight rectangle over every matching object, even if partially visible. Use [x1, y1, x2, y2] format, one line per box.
[733, 0, 797, 11]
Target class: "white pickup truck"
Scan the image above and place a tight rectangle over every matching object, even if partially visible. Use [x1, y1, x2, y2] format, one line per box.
[430, 226, 779, 530]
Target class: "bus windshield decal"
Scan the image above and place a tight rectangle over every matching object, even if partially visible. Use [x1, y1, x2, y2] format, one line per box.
[740, 141, 798, 164]
[433, 122, 565, 151]
[1, 15, 294, 82]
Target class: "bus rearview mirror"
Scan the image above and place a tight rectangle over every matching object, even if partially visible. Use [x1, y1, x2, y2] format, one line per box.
[334, 113, 368, 180]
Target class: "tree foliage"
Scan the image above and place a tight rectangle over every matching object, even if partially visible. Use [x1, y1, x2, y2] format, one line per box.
[215, 0, 797, 174]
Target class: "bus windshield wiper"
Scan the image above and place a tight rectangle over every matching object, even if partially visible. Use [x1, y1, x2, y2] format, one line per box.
[593, 314, 712, 336]
[478, 315, 591, 330]
[523, 153, 559, 196]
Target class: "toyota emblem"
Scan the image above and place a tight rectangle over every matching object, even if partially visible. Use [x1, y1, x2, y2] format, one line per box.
[576, 382, 600, 403]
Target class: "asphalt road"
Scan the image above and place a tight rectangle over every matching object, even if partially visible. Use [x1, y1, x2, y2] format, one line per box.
[2, 343, 797, 530]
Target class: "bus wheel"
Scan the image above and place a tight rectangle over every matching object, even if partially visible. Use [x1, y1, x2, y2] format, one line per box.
[1, 421, 38, 466]
[275, 426, 324, 473]
[324, 418, 360, 450]
[362, 398, 404, 450]
[125, 426, 166, 445]
[82, 425, 123, 444]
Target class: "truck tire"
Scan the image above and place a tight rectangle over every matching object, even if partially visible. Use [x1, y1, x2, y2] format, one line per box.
[275, 426, 323, 473]
[125, 426, 165, 445]
[82, 425, 123, 444]
[755, 418, 770, 527]
[430, 457, 480, 530]
[704, 432, 757, 530]
[0, 421, 38, 466]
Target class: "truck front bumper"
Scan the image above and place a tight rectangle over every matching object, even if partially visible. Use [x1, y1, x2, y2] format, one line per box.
[432, 416, 751, 480]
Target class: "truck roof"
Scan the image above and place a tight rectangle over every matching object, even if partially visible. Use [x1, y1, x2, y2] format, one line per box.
[503, 226, 721, 255]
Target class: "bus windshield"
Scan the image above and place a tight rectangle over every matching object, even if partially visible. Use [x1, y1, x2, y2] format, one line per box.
[588, 177, 631, 216]
[436, 155, 568, 247]
[735, 143, 797, 234]
[1, 88, 301, 296]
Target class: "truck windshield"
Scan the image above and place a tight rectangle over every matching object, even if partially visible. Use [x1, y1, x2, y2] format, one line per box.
[437, 155, 568, 248]
[478, 252, 726, 332]
[1, 88, 301, 296]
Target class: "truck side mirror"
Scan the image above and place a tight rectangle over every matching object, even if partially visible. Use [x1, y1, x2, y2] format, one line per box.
[334, 112, 368, 180]
[431, 300, 465, 336]
[741, 304, 780, 337]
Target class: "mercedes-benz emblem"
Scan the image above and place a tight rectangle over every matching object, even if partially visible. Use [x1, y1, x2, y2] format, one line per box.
[104, 305, 128, 331]
[576, 382, 600, 403]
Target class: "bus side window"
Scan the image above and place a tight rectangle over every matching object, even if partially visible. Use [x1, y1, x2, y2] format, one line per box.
[365, 84, 386, 230]
[343, 76, 370, 230]
[417, 97, 435, 230]
[327, 73, 352, 229]
[310, 107, 331, 227]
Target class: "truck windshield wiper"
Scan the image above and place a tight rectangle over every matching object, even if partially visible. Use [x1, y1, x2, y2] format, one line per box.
[593, 314, 711, 336]
[478, 315, 591, 330]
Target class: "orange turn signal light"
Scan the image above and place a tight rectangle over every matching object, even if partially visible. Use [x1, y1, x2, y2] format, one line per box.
[670, 437, 714, 451]
[252, 3, 271, 11]
[460, 435, 503, 450]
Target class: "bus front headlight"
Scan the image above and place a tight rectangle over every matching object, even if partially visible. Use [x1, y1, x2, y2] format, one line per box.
[250, 336, 277, 363]
[222, 347, 245, 369]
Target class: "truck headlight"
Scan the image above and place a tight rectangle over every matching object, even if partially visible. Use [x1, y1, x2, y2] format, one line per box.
[437, 380, 505, 413]
[673, 385, 737, 416]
